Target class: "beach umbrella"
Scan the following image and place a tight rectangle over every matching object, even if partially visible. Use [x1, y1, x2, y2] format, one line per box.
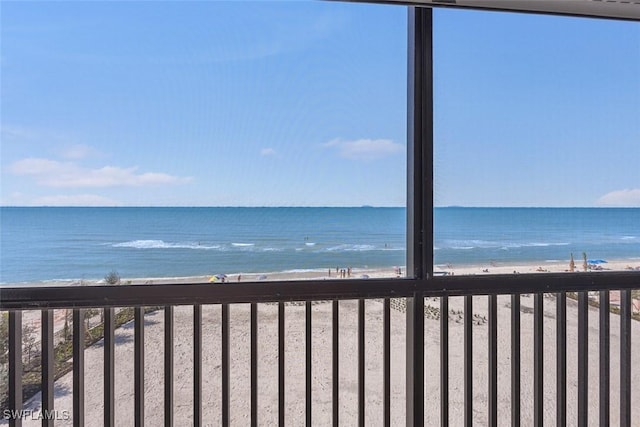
[588, 259, 608, 264]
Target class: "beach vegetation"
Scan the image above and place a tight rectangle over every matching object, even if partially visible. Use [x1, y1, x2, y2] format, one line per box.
[63, 309, 71, 341]
[0, 305, 163, 411]
[0, 313, 7, 359]
[569, 253, 575, 272]
[22, 323, 37, 364]
[0, 364, 7, 404]
[0, 313, 8, 402]
[104, 270, 121, 285]
[84, 308, 100, 339]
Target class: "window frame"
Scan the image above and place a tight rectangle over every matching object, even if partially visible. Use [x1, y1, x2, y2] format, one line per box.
[1, 6, 638, 427]
[1, 5, 638, 307]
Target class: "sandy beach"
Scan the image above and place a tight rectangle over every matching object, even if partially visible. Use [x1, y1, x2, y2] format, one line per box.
[9, 257, 640, 288]
[3, 262, 640, 426]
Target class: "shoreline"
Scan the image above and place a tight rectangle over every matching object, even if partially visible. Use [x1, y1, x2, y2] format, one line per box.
[2, 258, 639, 287]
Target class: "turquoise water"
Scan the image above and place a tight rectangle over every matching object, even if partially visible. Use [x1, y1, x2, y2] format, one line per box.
[0, 207, 405, 283]
[1, 207, 638, 284]
[434, 207, 640, 266]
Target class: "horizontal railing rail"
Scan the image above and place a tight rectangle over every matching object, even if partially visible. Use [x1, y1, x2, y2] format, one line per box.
[1, 271, 639, 309]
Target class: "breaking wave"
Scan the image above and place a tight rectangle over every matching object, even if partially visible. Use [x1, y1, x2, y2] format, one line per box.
[323, 244, 377, 252]
[442, 240, 570, 250]
[113, 240, 221, 250]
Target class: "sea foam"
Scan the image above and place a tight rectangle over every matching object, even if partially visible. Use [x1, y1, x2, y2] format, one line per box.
[114, 240, 221, 250]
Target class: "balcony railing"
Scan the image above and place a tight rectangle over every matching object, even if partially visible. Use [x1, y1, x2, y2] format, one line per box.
[1, 273, 638, 426]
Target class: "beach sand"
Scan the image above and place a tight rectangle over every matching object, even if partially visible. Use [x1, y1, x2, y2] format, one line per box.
[4, 263, 640, 426]
[9, 258, 640, 288]
[438, 259, 640, 277]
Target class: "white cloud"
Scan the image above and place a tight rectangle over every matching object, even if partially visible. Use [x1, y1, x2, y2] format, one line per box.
[10, 158, 192, 188]
[596, 189, 640, 207]
[60, 144, 100, 159]
[0, 125, 38, 140]
[323, 138, 404, 161]
[10, 158, 64, 175]
[260, 148, 276, 156]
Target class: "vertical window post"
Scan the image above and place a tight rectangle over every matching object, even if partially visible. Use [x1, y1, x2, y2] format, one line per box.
[407, 6, 434, 427]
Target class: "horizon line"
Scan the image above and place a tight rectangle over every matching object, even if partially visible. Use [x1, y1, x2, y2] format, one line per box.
[1, 205, 638, 209]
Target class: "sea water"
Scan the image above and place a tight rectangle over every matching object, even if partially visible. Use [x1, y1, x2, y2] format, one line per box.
[1, 207, 638, 284]
[434, 207, 640, 267]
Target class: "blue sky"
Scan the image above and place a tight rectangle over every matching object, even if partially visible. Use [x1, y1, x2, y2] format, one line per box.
[1, 2, 638, 207]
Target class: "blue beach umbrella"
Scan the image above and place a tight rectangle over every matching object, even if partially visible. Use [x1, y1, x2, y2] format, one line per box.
[587, 259, 608, 264]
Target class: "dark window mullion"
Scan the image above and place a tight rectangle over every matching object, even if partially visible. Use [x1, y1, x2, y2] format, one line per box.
[406, 6, 434, 427]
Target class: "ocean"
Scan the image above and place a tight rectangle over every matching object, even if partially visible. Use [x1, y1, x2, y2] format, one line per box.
[1, 207, 638, 284]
